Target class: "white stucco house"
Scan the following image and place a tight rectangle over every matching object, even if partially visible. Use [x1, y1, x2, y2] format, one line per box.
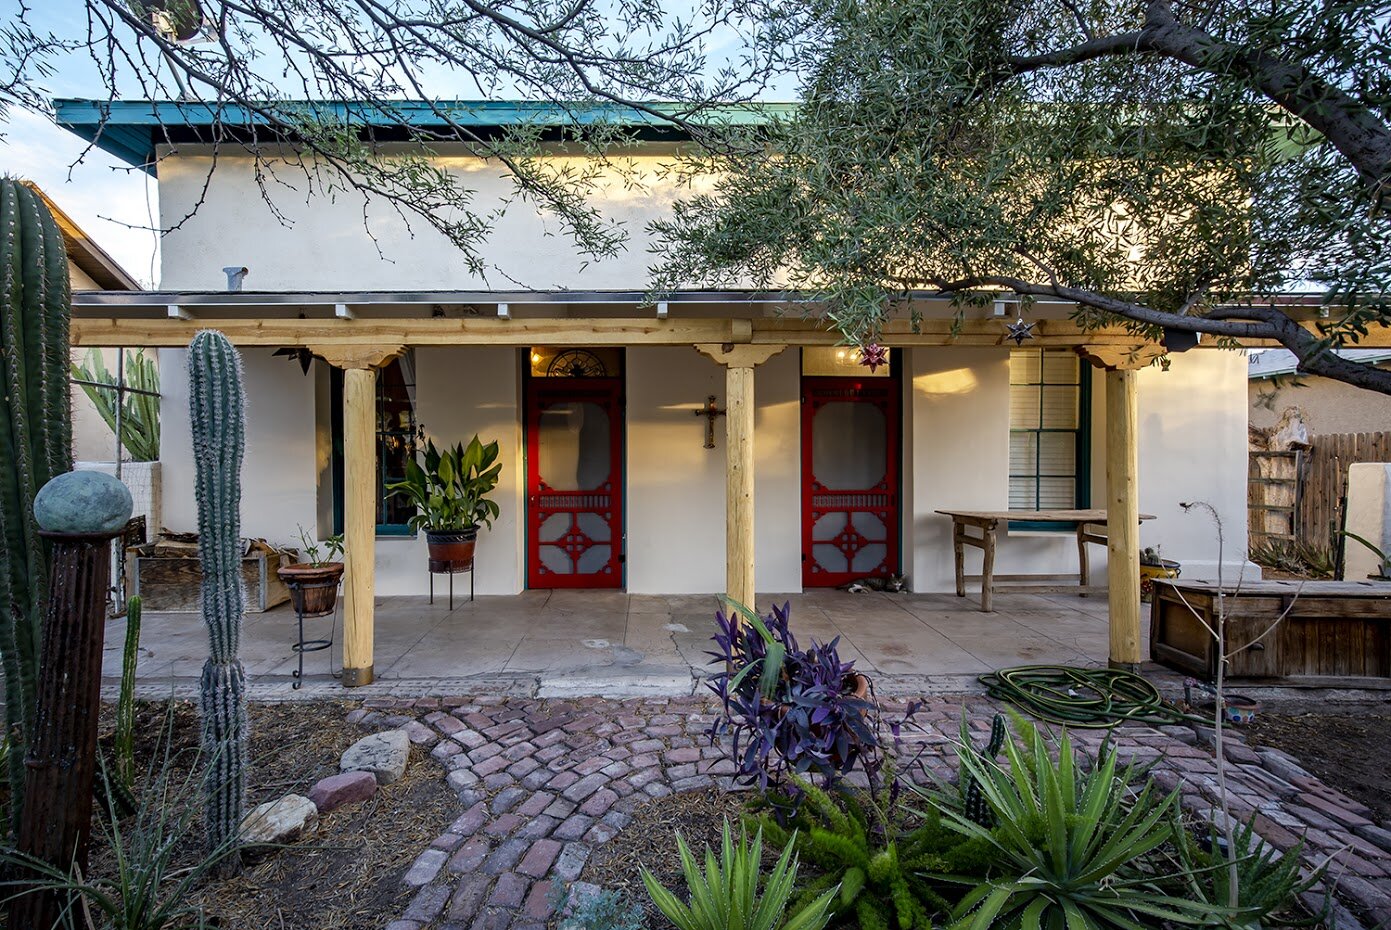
[54, 99, 1254, 686]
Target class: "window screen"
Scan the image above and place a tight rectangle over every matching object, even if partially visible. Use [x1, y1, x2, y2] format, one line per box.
[1008, 349, 1090, 512]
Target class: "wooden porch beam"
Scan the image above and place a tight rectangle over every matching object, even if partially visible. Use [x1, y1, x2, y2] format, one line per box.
[72, 316, 1190, 349]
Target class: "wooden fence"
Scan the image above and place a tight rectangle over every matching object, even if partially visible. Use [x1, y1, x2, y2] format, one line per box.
[1250, 431, 1391, 555]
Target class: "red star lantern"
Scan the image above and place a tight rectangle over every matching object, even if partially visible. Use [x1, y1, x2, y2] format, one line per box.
[858, 342, 888, 372]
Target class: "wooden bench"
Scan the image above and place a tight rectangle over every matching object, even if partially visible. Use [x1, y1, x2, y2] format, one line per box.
[936, 509, 1154, 612]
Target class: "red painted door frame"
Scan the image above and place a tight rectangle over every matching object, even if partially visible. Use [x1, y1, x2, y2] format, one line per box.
[525, 377, 625, 589]
[801, 376, 901, 587]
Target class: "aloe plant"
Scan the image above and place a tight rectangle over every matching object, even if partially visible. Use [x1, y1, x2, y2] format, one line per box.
[641, 819, 838, 930]
[70, 348, 160, 462]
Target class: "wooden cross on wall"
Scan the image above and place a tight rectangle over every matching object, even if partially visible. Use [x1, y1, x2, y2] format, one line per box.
[694, 394, 725, 449]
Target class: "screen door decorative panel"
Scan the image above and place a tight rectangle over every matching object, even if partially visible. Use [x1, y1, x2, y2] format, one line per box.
[526, 378, 624, 588]
[801, 377, 900, 587]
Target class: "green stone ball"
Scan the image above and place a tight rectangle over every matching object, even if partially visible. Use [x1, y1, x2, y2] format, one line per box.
[33, 471, 134, 535]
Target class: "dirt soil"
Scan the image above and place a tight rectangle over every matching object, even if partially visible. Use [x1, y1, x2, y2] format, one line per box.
[1246, 707, 1391, 825]
[582, 787, 753, 903]
[80, 699, 453, 930]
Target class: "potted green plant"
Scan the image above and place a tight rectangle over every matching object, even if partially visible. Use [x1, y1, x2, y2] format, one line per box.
[1140, 545, 1181, 602]
[277, 526, 345, 617]
[387, 435, 501, 570]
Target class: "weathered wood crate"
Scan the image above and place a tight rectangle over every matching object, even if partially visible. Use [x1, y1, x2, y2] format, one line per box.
[127, 537, 290, 613]
[1150, 578, 1391, 687]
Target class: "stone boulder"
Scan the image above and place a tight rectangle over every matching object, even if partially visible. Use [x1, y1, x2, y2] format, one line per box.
[309, 769, 378, 812]
[240, 794, 318, 844]
[341, 729, 411, 785]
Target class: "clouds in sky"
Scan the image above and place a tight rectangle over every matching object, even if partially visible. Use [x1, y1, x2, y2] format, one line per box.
[2, 108, 160, 288]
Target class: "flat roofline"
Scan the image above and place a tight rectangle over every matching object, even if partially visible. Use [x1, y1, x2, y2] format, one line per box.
[53, 98, 797, 170]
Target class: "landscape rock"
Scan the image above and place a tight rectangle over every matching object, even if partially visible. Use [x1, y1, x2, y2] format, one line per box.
[309, 769, 378, 812]
[342, 729, 412, 784]
[240, 794, 318, 844]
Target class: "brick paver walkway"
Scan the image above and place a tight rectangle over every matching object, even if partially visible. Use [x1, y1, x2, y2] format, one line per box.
[356, 695, 1391, 930]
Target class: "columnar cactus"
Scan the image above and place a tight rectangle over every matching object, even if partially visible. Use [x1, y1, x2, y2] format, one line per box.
[187, 330, 247, 868]
[0, 177, 73, 830]
[961, 712, 1006, 828]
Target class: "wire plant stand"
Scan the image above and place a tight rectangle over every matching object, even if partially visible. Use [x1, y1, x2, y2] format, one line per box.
[284, 576, 342, 689]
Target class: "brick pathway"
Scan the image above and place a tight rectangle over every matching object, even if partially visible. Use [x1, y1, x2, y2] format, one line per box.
[351, 695, 1391, 930]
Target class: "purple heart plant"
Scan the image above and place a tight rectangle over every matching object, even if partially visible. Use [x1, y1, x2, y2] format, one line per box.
[707, 601, 882, 791]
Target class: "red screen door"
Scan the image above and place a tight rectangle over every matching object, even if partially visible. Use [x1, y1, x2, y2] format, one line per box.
[801, 377, 900, 587]
[526, 378, 624, 588]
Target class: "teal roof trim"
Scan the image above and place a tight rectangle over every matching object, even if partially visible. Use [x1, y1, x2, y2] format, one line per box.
[53, 99, 795, 171]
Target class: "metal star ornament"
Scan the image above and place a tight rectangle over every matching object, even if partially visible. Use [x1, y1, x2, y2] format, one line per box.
[858, 342, 888, 372]
[1005, 315, 1037, 346]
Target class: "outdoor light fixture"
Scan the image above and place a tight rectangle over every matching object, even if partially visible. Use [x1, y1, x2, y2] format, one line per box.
[1161, 326, 1199, 353]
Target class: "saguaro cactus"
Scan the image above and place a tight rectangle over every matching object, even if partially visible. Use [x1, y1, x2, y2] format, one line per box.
[0, 177, 73, 830]
[187, 330, 247, 869]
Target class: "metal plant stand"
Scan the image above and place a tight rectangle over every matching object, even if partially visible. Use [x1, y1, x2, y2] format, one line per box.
[285, 577, 340, 689]
[429, 557, 475, 610]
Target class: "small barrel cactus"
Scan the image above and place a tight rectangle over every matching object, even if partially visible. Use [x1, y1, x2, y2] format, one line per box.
[0, 177, 73, 830]
[961, 713, 1006, 828]
[187, 330, 248, 869]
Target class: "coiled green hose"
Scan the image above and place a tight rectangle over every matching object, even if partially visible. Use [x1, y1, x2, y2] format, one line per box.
[979, 665, 1197, 728]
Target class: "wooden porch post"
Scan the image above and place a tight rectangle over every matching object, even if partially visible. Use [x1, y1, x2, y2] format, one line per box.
[1079, 345, 1163, 671]
[696, 343, 786, 612]
[311, 344, 404, 686]
[1105, 367, 1141, 669]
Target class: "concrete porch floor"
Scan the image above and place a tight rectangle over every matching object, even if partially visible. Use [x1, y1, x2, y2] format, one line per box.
[102, 588, 1142, 698]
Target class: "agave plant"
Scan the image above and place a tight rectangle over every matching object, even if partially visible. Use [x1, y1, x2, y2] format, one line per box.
[923, 718, 1221, 930]
[640, 818, 838, 930]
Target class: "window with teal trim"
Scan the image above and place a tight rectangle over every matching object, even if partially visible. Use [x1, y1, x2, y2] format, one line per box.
[1008, 349, 1090, 515]
[330, 352, 419, 536]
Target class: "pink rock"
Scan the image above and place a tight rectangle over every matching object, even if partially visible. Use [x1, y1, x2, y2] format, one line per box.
[309, 770, 378, 812]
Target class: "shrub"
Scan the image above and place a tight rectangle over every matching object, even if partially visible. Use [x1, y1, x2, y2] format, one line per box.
[921, 718, 1216, 930]
[707, 601, 878, 789]
[753, 770, 990, 930]
[1247, 539, 1336, 578]
[1166, 814, 1324, 928]
[641, 818, 837, 930]
[554, 884, 645, 930]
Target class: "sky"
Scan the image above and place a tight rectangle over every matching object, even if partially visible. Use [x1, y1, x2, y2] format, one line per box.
[2, 3, 161, 286]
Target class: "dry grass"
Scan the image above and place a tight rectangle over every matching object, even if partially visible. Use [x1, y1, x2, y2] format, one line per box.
[88, 700, 454, 930]
[581, 787, 754, 901]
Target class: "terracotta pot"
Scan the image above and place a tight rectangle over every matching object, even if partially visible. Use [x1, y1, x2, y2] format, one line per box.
[277, 562, 344, 618]
[426, 527, 478, 572]
[845, 671, 870, 701]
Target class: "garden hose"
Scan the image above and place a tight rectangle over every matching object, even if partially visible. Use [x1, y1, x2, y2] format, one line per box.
[979, 665, 1196, 728]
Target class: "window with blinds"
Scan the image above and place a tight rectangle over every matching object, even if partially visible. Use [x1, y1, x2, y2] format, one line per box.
[1009, 349, 1090, 513]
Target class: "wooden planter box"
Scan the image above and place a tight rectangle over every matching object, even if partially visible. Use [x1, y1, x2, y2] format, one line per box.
[1150, 578, 1391, 687]
[128, 544, 290, 613]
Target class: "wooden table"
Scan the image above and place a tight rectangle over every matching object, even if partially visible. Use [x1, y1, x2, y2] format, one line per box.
[936, 509, 1155, 612]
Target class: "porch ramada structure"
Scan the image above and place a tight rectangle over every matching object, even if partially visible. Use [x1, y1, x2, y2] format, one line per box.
[54, 98, 1341, 689]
